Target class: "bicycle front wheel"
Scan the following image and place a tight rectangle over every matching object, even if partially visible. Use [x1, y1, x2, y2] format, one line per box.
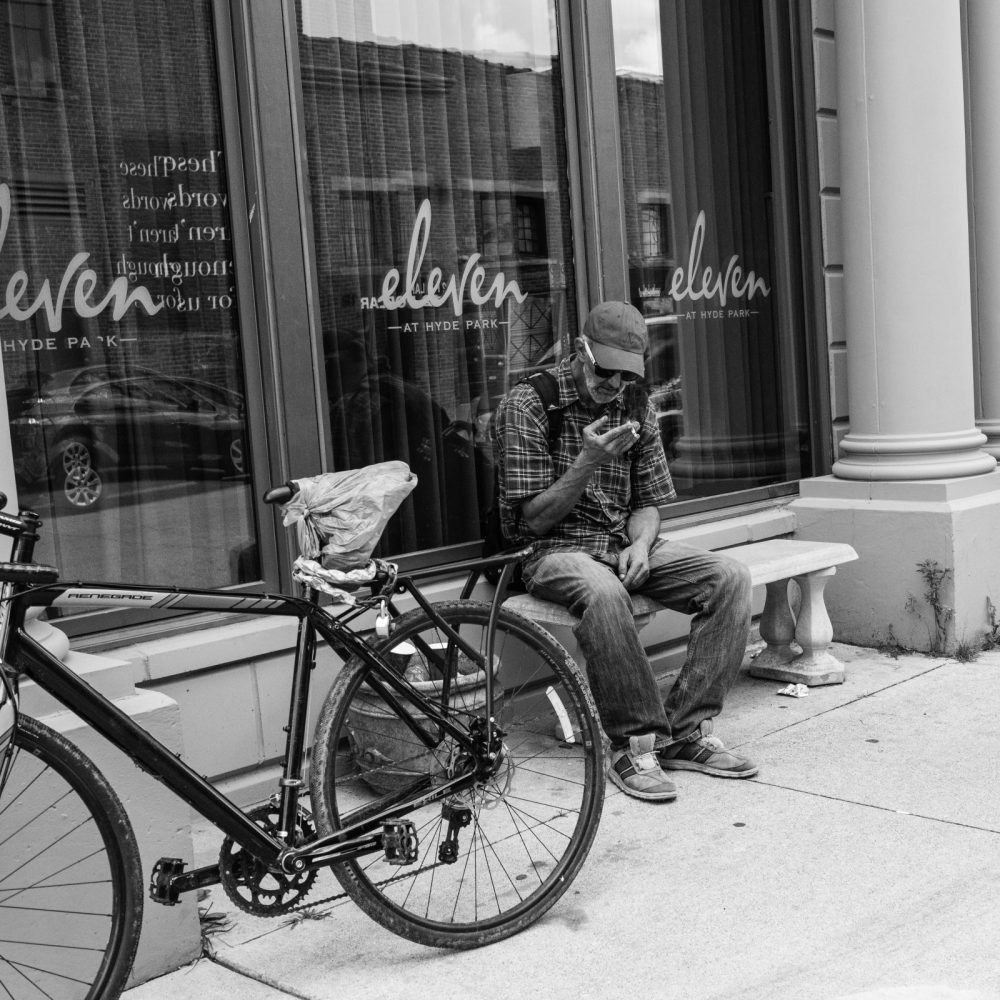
[309, 600, 605, 949]
[0, 715, 143, 1000]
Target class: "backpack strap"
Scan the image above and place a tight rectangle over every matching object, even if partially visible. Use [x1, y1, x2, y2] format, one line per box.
[524, 370, 563, 452]
[522, 371, 647, 453]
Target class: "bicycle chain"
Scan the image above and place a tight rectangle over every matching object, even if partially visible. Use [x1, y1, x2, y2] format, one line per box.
[285, 859, 450, 913]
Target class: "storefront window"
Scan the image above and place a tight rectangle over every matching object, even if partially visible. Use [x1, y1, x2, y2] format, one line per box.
[296, 0, 576, 555]
[0, 0, 258, 587]
[613, 0, 812, 499]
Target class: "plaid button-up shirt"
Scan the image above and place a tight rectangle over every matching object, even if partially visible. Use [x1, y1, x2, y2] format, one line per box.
[492, 357, 675, 557]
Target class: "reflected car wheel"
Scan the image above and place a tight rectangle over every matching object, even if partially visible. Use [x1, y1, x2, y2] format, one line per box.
[51, 439, 103, 511]
[228, 438, 245, 476]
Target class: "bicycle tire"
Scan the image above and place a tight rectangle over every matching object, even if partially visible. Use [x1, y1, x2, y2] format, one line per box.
[0, 715, 143, 1000]
[309, 600, 605, 949]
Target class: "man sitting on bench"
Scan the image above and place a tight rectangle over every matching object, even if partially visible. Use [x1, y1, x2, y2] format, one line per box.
[492, 301, 758, 802]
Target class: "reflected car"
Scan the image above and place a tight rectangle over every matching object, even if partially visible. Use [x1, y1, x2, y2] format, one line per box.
[10, 367, 248, 511]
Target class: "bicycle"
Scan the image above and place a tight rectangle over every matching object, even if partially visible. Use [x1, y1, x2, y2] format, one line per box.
[0, 478, 606, 1000]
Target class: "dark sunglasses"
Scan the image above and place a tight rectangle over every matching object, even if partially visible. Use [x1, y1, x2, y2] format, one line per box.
[581, 340, 640, 382]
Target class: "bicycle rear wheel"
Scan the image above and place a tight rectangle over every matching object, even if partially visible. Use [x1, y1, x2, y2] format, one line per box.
[0, 715, 143, 1000]
[309, 600, 605, 949]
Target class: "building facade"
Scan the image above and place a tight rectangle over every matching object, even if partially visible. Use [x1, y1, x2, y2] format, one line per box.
[3, 0, 1000, 976]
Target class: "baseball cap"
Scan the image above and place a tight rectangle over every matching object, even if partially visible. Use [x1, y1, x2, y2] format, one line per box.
[581, 301, 648, 377]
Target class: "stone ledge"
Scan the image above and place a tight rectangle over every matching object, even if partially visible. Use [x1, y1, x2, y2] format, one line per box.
[40, 691, 202, 987]
[799, 470, 1000, 503]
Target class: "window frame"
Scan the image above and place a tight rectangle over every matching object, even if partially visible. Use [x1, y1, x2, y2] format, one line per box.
[513, 195, 549, 258]
[638, 199, 671, 260]
[226, 0, 330, 587]
[52, 0, 293, 639]
[591, 0, 830, 522]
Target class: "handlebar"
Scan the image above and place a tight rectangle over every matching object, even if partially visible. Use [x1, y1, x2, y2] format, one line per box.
[263, 481, 298, 506]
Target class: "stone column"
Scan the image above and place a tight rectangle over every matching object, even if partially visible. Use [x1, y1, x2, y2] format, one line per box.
[832, 0, 994, 481]
[966, 0, 1000, 460]
[790, 0, 1000, 654]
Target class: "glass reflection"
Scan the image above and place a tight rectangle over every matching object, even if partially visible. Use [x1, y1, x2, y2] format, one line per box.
[297, 0, 575, 554]
[612, 0, 811, 498]
[0, 0, 258, 587]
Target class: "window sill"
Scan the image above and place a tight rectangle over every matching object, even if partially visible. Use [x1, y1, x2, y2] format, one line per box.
[89, 614, 300, 685]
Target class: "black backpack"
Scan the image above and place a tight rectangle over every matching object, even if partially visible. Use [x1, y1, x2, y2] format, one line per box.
[481, 371, 562, 586]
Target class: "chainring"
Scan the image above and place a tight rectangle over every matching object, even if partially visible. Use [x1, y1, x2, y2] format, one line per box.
[218, 803, 318, 916]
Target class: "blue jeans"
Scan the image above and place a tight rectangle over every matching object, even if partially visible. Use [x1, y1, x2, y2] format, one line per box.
[523, 541, 752, 750]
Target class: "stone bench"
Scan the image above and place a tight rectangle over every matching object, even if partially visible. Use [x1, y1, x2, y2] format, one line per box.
[503, 538, 859, 686]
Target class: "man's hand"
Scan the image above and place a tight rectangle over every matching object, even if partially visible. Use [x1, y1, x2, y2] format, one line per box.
[520, 417, 642, 538]
[580, 416, 640, 469]
[617, 540, 651, 589]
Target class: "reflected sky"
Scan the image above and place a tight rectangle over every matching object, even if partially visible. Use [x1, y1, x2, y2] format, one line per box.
[611, 0, 662, 77]
[301, 0, 556, 61]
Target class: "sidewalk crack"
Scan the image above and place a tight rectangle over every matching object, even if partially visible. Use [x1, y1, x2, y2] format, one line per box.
[751, 779, 1000, 836]
[205, 948, 321, 1000]
[737, 658, 950, 745]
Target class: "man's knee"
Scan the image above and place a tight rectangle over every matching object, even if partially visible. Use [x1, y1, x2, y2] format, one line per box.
[589, 573, 633, 610]
[575, 571, 638, 638]
[701, 552, 753, 603]
[567, 561, 630, 609]
[529, 552, 628, 606]
[707, 555, 752, 605]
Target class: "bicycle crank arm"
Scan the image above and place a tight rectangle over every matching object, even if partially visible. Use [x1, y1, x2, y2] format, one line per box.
[280, 772, 475, 873]
[149, 858, 221, 905]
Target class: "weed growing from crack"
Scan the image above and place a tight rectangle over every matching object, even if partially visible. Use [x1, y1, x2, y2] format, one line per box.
[981, 597, 1000, 652]
[906, 560, 954, 655]
[872, 624, 908, 659]
[953, 637, 981, 663]
[884, 576, 1000, 662]
[287, 907, 333, 928]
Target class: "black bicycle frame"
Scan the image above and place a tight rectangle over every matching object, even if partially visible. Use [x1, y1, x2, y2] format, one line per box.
[6, 568, 516, 881]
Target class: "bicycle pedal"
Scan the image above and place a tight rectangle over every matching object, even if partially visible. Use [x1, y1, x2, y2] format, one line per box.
[382, 819, 418, 866]
[149, 857, 186, 906]
[438, 803, 472, 864]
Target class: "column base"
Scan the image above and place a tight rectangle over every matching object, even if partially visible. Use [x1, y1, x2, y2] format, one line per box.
[976, 418, 1000, 460]
[832, 429, 996, 480]
[790, 472, 1000, 653]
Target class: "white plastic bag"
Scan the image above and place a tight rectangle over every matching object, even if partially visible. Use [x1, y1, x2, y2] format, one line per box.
[290, 557, 381, 604]
[281, 461, 417, 570]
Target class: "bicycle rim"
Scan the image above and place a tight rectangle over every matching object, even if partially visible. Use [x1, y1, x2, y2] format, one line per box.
[309, 601, 605, 948]
[0, 716, 143, 1000]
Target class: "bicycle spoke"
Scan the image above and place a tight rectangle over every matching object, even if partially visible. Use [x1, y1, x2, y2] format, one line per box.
[311, 601, 604, 947]
[0, 954, 95, 988]
[0, 718, 142, 1000]
[1, 843, 109, 906]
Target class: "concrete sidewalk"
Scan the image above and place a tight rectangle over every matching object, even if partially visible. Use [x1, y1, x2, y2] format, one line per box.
[124, 644, 1000, 1000]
